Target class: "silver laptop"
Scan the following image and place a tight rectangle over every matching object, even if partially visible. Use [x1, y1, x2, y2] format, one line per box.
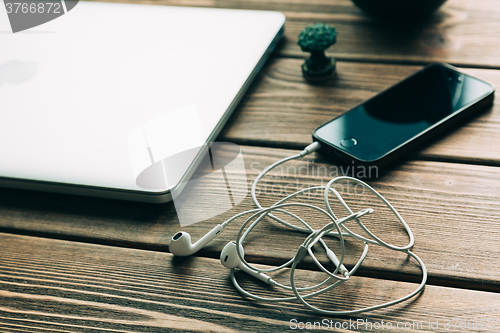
[0, 1, 285, 203]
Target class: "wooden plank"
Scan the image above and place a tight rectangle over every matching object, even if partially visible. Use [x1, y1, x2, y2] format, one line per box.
[92, 0, 500, 68]
[1, 232, 500, 332]
[219, 59, 500, 165]
[1, 146, 500, 290]
[280, 1, 500, 68]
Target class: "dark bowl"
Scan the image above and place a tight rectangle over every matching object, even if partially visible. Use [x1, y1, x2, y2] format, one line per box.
[352, 0, 447, 22]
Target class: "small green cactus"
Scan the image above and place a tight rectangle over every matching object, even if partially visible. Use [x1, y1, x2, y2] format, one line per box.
[298, 23, 337, 81]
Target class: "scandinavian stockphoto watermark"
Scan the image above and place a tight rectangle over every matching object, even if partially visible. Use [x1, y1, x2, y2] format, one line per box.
[128, 105, 248, 227]
[129, 105, 377, 226]
[250, 160, 378, 198]
[3, 0, 79, 33]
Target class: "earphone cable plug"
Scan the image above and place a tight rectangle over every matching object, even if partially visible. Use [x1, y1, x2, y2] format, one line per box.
[300, 141, 322, 157]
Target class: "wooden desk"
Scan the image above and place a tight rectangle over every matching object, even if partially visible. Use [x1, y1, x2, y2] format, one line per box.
[2, 0, 500, 331]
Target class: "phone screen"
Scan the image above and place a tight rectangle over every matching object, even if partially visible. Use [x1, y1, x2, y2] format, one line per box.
[314, 64, 494, 162]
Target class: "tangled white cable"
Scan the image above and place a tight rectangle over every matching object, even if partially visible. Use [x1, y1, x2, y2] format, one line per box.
[169, 141, 427, 315]
[221, 142, 427, 315]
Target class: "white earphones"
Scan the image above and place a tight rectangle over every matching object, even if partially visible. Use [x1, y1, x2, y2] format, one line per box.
[169, 141, 427, 315]
[169, 224, 223, 256]
[220, 241, 272, 284]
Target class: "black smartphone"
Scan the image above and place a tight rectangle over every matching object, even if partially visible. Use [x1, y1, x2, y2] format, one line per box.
[312, 63, 495, 168]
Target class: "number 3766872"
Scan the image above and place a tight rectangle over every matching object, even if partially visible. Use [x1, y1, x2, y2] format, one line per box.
[5, 2, 62, 14]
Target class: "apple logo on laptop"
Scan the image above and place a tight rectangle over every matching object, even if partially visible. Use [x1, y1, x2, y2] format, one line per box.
[0, 61, 38, 86]
[4, 0, 79, 33]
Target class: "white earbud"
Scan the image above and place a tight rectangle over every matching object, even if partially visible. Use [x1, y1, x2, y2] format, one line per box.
[169, 224, 224, 256]
[220, 241, 272, 284]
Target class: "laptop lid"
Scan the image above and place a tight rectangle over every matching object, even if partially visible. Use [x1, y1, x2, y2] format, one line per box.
[0, 1, 285, 202]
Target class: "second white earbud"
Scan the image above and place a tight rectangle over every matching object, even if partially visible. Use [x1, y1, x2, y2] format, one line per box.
[220, 242, 272, 284]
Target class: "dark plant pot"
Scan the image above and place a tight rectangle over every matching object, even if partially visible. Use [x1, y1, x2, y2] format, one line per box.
[351, 0, 447, 22]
